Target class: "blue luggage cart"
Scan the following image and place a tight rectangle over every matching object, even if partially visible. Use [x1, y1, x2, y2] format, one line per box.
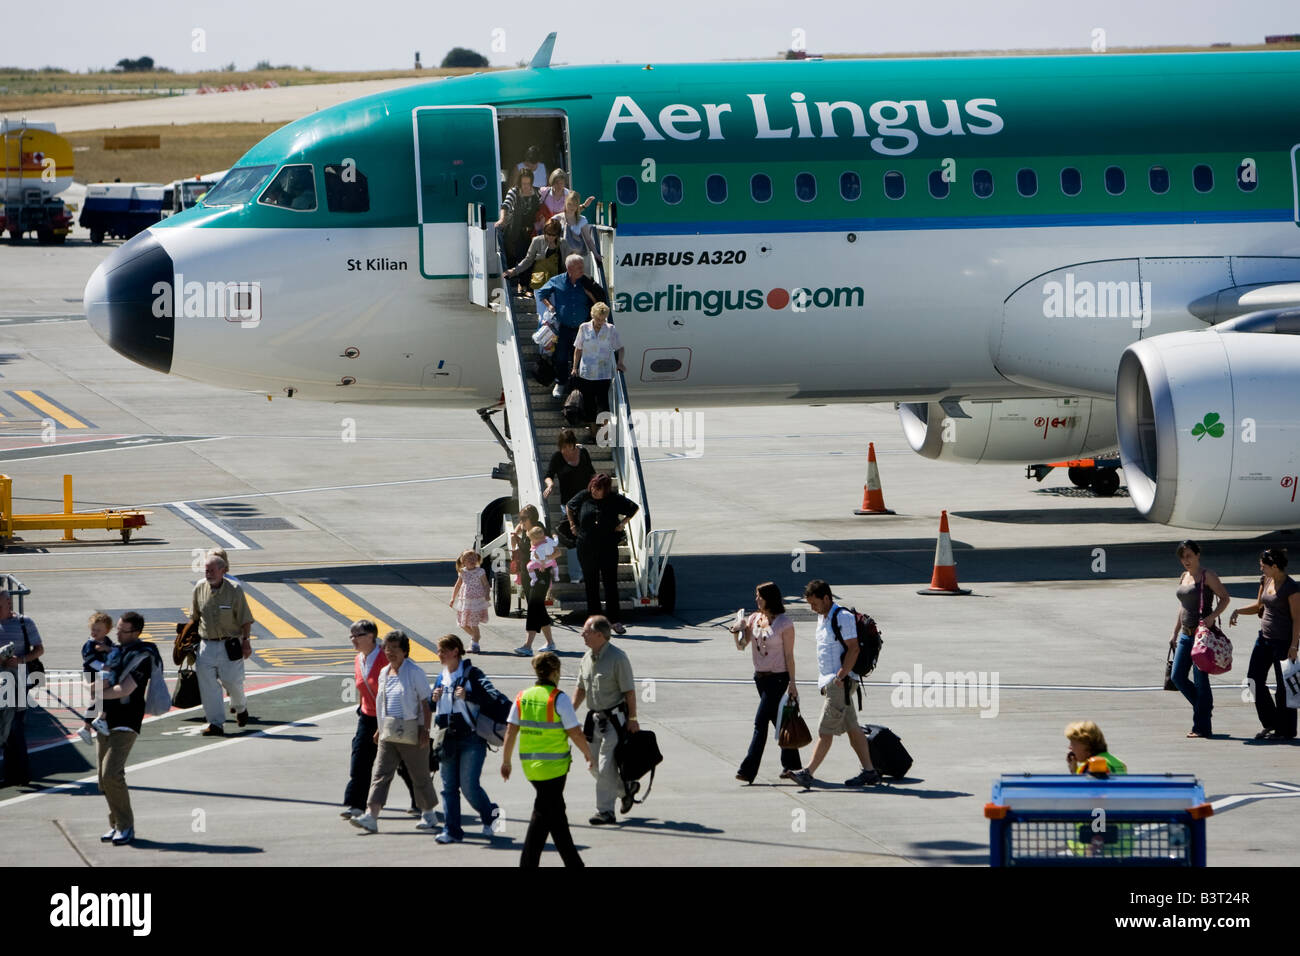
[985, 774, 1212, 867]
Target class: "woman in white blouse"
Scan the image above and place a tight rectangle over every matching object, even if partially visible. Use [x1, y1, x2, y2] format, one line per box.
[732, 582, 803, 784]
[350, 631, 439, 833]
[570, 302, 624, 422]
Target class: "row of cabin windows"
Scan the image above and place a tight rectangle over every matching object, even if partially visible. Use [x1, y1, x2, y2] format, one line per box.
[615, 162, 1257, 207]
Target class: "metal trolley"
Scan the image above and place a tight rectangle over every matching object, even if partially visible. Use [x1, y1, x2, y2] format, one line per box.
[985, 774, 1213, 867]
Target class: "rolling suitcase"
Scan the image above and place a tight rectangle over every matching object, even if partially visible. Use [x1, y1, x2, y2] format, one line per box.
[862, 724, 912, 779]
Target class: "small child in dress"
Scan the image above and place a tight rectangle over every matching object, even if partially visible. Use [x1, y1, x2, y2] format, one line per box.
[526, 525, 560, 585]
[79, 611, 115, 743]
[449, 549, 491, 653]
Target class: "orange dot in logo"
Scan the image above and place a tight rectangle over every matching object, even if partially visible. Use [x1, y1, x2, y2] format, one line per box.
[766, 288, 789, 310]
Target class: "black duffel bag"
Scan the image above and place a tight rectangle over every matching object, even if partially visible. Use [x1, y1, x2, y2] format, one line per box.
[171, 667, 201, 709]
[614, 729, 663, 804]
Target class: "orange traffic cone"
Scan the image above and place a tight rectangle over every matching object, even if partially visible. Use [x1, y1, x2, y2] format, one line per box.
[853, 442, 895, 515]
[917, 510, 971, 595]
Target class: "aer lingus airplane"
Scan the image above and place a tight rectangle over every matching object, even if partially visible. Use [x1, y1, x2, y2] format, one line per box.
[84, 39, 1300, 530]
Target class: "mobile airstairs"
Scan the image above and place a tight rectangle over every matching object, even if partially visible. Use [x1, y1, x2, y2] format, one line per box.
[466, 204, 676, 618]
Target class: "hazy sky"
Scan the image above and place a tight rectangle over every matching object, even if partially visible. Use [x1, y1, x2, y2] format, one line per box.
[23, 0, 1300, 72]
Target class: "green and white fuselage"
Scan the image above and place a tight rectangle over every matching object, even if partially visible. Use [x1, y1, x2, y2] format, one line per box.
[84, 50, 1300, 528]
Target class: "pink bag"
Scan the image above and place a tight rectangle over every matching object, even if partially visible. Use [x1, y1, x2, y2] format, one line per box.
[1190, 578, 1232, 674]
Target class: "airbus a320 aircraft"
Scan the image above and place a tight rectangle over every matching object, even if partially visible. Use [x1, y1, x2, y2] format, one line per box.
[84, 39, 1300, 531]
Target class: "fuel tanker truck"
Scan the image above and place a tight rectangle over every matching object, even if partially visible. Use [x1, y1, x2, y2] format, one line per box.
[0, 120, 74, 243]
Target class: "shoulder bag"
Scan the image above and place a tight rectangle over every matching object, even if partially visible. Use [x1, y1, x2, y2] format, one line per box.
[1190, 576, 1232, 674]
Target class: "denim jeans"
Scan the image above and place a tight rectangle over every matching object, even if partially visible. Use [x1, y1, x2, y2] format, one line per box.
[438, 731, 496, 839]
[1247, 636, 1297, 738]
[739, 672, 802, 780]
[1171, 632, 1213, 736]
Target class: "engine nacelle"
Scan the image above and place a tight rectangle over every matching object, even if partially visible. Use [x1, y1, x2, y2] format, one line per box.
[1116, 322, 1300, 529]
[898, 397, 1115, 463]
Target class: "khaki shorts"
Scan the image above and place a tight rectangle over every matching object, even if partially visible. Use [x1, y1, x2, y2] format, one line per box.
[818, 680, 858, 737]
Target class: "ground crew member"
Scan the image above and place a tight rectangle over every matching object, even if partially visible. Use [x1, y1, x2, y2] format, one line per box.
[501, 651, 593, 867]
[571, 615, 639, 825]
[190, 552, 254, 736]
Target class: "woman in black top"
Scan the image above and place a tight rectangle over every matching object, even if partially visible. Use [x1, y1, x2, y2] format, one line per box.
[1168, 540, 1229, 739]
[544, 429, 595, 505]
[1231, 547, 1300, 739]
[496, 168, 542, 287]
[565, 473, 638, 634]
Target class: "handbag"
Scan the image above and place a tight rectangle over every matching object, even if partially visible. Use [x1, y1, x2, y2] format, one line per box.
[223, 636, 243, 662]
[1190, 578, 1232, 674]
[1281, 657, 1300, 710]
[379, 716, 422, 745]
[778, 698, 812, 749]
[1163, 646, 1178, 691]
[171, 667, 201, 709]
[531, 322, 557, 351]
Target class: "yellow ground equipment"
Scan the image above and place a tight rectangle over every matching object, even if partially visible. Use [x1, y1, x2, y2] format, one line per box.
[0, 474, 149, 549]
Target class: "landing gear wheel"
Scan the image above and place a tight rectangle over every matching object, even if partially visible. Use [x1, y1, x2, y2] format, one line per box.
[494, 570, 513, 618]
[1091, 469, 1120, 497]
[36, 229, 54, 245]
[656, 563, 676, 615]
[1067, 466, 1095, 488]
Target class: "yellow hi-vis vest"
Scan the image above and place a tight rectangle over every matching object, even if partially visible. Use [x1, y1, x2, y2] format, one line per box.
[517, 684, 570, 781]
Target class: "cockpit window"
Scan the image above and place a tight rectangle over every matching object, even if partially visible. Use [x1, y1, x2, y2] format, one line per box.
[201, 165, 275, 206]
[324, 163, 370, 212]
[258, 164, 317, 211]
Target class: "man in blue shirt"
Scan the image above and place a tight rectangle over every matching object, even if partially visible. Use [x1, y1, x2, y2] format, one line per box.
[539, 254, 607, 399]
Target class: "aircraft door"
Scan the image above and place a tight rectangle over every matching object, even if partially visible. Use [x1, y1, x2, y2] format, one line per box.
[412, 106, 501, 278]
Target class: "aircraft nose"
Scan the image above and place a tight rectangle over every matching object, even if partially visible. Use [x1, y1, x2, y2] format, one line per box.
[83, 230, 175, 374]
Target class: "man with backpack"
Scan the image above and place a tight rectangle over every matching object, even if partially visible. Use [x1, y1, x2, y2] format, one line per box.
[94, 611, 165, 846]
[790, 581, 881, 789]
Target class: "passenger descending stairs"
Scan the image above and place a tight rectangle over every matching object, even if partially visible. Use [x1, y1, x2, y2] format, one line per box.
[505, 289, 638, 611]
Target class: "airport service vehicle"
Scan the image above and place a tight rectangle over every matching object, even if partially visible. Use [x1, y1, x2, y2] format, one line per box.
[85, 39, 1300, 532]
[1, 120, 74, 243]
[159, 172, 225, 219]
[80, 182, 165, 244]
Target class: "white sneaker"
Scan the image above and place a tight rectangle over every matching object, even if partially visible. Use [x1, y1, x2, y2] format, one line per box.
[435, 830, 459, 844]
[416, 811, 440, 831]
[77, 726, 93, 745]
[340, 807, 362, 819]
[483, 807, 501, 836]
[551, 384, 565, 398]
[91, 717, 109, 737]
[349, 813, 378, 834]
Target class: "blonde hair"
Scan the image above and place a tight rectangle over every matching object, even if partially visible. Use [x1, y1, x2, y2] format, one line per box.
[528, 525, 547, 542]
[456, 549, 481, 574]
[1065, 721, 1107, 755]
[565, 191, 582, 209]
[590, 302, 610, 321]
[533, 650, 561, 684]
[548, 168, 568, 187]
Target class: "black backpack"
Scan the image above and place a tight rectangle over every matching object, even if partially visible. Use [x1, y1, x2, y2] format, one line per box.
[828, 604, 883, 677]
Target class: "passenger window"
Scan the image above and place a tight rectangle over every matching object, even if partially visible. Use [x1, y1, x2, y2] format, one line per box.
[661, 174, 683, 205]
[706, 174, 727, 204]
[1104, 166, 1125, 196]
[928, 169, 949, 199]
[1236, 160, 1257, 192]
[615, 176, 638, 205]
[883, 170, 905, 200]
[1148, 166, 1170, 194]
[840, 171, 861, 201]
[323, 163, 369, 212]
[972, 169, 993, 199]
[795, 172, 817, 202]
[1193, 164, 1214, 193]
[750, 173, 772, 203]
[1060, 167, 1082, 197]
[203, 165, 275, 206]
[1016, 168, 1037, 198]
[259, 164, 317, 211]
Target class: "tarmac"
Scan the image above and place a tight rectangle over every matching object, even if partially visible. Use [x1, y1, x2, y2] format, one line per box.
[2, 235, 1299, 868]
